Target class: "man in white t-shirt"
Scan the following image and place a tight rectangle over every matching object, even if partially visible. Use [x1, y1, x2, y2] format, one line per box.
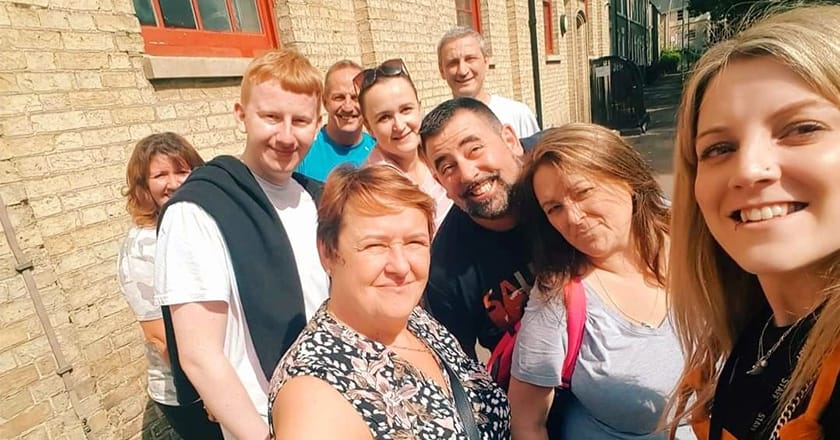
[154, 49, 329, 440]
[437, 26, 540, 137]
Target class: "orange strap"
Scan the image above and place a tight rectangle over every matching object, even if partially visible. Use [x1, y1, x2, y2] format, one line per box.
[778, 346, 840, 440]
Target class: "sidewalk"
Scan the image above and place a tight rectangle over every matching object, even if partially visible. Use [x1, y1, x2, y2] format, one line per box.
[624, 73, 685, 197]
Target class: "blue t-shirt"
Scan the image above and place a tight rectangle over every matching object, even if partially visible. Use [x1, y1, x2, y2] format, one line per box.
[296, 127, 375, 181]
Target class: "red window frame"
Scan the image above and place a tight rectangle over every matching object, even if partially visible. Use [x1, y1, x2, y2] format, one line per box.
[456, 0, 482, 33]
[139, 0, 279, 57]
[543, 0, 555, 55]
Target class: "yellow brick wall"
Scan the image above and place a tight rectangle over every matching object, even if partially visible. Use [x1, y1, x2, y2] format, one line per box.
[0, 0, 610, 438]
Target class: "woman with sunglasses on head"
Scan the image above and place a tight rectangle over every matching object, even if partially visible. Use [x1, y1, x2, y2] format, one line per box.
[356, 59, 452, 228]
[665, 5, 840, 439]
[118, 133, 223, 439]
[267, 165, 509, 440]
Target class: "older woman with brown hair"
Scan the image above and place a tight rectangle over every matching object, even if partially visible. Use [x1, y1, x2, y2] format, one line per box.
[509, 123, 693, 439]
[268, 164, 509, 439]
[117, 132, 221, 438]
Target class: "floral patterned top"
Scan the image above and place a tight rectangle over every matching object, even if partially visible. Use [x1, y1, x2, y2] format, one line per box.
[268, 303, 510, 439]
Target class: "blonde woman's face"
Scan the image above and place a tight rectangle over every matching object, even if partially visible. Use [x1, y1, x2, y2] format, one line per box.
[694, 57, 840, 277]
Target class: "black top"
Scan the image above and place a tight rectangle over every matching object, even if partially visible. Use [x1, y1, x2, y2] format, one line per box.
[711, 305, 840, 439]
[424, 206, 534, 359]
[159, 155, 322, 404]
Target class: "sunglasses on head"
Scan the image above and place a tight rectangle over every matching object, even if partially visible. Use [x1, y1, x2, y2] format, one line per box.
[353, 58, 410, 94]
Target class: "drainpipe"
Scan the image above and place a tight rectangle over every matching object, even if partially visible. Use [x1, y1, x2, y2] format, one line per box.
[527, 0, 544, 128]
[0, 194, 95, 439]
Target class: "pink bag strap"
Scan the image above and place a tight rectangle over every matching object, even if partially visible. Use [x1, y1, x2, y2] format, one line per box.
[560, 278, 586, 389]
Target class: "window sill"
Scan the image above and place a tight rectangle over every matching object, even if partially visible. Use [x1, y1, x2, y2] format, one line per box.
[142, 55, 253, 80]
[546, 55, 563, 64]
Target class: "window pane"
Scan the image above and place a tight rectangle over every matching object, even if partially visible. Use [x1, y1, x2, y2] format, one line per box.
[133, 0, 157, 25]
[233, 0, 261, 32]
[457, 11, 472, 28]
[455, 0, 469, 10]
[160, 0, 197, 29]
[198, 0, 232, 31]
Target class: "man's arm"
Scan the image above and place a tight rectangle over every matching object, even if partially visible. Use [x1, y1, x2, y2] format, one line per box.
[155, 202, 269, 438]
[424, 278, 478, 359]
[171, 301, 268, 439]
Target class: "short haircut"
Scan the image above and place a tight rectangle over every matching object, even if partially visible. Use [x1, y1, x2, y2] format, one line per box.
[317, 164, 435, 260]
[437, 26, 489, 62]
[240, 48, 323, 105]
[324, 59, 363, 87]
[124, 132, 204, 227]
[418, 97, 502, 160]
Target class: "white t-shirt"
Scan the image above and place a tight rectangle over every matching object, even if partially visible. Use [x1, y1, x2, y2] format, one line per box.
[154, 176, 329, 439]
[488, 94, 540, 137]
[117, 226, 179, 406]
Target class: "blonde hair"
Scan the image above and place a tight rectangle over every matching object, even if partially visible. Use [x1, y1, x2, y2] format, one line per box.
[240, 48, 323, 105]
[667, 4, 840, 429]
[123, 133, 204, 227]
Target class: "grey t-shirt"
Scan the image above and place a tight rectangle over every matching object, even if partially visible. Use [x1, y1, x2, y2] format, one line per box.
[511, 281, 695, 439]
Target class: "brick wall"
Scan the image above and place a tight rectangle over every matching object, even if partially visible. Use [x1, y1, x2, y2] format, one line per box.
[0, 0, 609, 438]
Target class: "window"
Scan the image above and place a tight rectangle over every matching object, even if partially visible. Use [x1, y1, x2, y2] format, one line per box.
[543, 1, 556, 55]
[676, 9, 684, 21]
[134, 0, 278, 57]
[455, 0, 482, 33]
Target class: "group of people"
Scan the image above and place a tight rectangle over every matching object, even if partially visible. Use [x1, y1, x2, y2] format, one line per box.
[116, 6, 840, 440]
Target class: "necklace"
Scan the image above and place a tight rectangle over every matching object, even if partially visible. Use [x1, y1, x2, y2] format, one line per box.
[593, 271, 661, 329]
[746, 314, 806, 376]
[389, 343, 430, 353]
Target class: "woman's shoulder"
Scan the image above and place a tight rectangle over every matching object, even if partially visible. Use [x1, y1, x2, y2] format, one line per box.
[270, 375, 372, 440]
[271, 307, 385, 390]
[121, 225, 156, 251]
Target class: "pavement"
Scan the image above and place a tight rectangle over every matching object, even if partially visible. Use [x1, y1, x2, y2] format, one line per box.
[623, 73, 685, 198]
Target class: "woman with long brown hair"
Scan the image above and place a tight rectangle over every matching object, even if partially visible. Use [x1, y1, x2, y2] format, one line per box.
[117, 132, 221, 439]
[509, 123, 691, 439]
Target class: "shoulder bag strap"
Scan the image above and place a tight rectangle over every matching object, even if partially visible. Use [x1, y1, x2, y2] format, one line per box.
[442, 360, 482, 440]
[561, 278, 586, 389]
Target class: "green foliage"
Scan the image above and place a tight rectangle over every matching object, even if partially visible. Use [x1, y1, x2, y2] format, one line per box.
[691, 0, 840, 24]
[659, 49, 681, 73]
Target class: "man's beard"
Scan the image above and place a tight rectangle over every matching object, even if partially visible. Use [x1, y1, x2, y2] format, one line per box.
[460, 173, 515, 220]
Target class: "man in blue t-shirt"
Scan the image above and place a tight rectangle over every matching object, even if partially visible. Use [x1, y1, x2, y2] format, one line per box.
[418, 97, 537, 360]
[296, 60, 375, 181]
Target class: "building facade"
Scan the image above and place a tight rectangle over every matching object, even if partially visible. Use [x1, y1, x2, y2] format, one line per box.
[0, 0, 609, 438]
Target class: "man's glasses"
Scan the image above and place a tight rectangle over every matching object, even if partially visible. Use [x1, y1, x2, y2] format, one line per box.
[352, 58, 410, 94]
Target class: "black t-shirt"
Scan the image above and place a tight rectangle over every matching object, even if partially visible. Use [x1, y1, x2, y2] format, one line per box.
[424, 206, 534, 360]
[711, 306, 840, 439]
